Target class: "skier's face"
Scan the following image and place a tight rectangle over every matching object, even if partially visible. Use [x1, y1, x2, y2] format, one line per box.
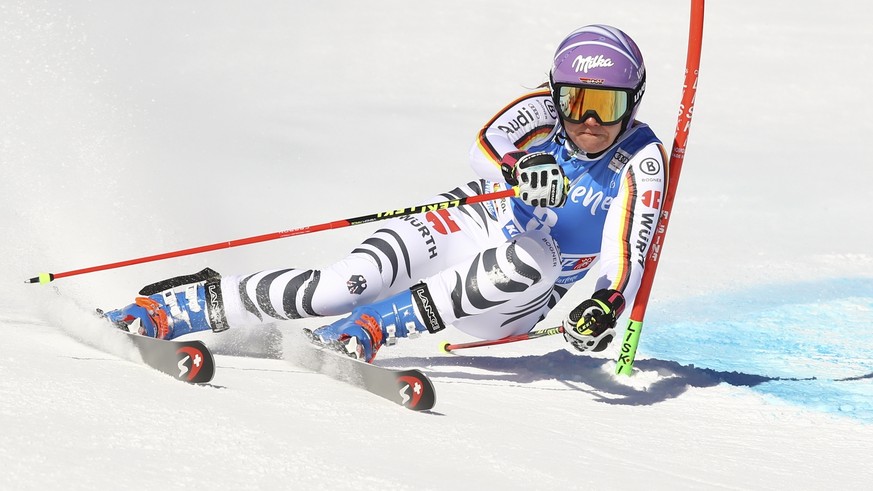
[563, 117, 621, 154]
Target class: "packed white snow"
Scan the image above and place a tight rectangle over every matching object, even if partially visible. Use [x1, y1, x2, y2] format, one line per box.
[2, 1, 871, 489]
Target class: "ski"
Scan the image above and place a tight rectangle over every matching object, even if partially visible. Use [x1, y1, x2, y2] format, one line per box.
[120, 330, 216, 384]
[290, 336, 436, 412]
[96, 308, 216, 384]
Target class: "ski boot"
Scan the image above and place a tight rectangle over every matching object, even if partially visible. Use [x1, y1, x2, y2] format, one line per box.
[102, 268, 229, 339]
[308, 283, 445, 362]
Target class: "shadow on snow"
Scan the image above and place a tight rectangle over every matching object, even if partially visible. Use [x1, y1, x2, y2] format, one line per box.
[380, 349, 869, 407]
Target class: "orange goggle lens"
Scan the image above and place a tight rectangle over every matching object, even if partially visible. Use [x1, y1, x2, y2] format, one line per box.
[555, 85, 630, 125]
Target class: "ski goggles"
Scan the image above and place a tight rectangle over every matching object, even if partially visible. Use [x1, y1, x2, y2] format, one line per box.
[552, 84, 634, 125]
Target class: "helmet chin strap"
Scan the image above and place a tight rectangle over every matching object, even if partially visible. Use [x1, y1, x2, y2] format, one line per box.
[562, 129, 593, 159]
[557, 121, 625, 161]
[552, 111, 592, 159]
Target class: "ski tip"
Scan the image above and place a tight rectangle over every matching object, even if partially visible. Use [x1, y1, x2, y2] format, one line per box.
[438, 341, 451, 354]
[397, 370, 436, 412]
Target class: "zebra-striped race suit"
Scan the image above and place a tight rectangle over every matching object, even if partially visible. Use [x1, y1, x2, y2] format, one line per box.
[220, 87, 666, 341]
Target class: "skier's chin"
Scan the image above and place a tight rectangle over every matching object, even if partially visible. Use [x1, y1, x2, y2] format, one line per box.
[570, 132, 612, 154]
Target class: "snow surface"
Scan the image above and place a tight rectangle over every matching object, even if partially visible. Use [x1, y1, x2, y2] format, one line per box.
[2, 0, 873, 489]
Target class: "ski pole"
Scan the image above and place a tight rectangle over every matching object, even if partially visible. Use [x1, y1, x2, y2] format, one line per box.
[439, 325, 564, 353]
[26, 187, 518, 284]
[615, 0, 705, 376]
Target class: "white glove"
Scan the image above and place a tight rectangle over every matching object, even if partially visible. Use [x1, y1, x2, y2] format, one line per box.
[500, 151, 569, 207]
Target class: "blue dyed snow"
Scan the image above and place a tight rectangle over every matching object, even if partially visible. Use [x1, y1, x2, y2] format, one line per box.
[640, 277, 873, 423]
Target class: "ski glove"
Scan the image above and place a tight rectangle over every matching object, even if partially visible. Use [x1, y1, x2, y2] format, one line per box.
[102, 268, 230, 340]
[562, 289, 626, 353]
[500, 151, 569, 208]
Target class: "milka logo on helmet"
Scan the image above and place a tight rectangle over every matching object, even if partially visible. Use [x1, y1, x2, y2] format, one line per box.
[572, 55, 614, 74]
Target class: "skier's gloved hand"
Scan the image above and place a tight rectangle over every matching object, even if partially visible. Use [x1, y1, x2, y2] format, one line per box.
[102, 268, 230, 340]
[500, 151, 569, 208]
[562, 289, 625, 352]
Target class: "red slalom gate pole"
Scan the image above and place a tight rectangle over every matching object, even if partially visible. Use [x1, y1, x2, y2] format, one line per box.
[615, 0, 705, 376]
[26, 187, 518, 285]
[439, 326, 564, 353]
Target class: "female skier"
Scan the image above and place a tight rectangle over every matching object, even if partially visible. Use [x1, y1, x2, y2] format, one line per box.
[105, 24, 666, 362]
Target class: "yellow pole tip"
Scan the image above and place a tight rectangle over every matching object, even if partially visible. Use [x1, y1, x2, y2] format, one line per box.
[26, 273, 54, 284]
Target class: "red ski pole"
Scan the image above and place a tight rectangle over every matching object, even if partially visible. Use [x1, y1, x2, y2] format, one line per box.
[615, 0, 705, 375]
[439, 326, 564, 353]
[26, 187, 518, 284]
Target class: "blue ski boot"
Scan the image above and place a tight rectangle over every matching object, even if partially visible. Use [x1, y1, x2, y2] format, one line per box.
[103, 268, 230, 339]
[309, 283, 446, 362]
